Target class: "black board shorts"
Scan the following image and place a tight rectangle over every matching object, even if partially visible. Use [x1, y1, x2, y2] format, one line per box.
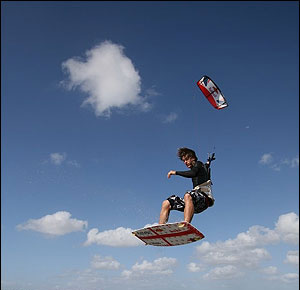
[167, 189, 209, 214]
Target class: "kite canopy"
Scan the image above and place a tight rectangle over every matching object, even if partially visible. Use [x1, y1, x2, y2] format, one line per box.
[197, 76, 228, 110]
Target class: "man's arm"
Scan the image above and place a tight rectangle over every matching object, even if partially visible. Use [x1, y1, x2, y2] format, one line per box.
[167, 167, 198, 179]
[167, 170, 176, 178]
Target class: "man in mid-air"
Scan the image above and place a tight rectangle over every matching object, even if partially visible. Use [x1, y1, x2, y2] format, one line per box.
[159, 147, 215, 224]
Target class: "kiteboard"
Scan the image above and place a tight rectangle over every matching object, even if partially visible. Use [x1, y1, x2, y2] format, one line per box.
[132, 221, 204, 246]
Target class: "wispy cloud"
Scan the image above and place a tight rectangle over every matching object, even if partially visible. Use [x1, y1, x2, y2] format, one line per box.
[162, 112, 178, 124]
[282, 156, 299, 168]
[84, 227, 143, 247]
[259, 153, 299, 171]
[61, 40, 150, 117]
[50, 152, 66, 165]
[259, 153, 273, 165]
[91, 255, 121, 270]
[203, 265, 244, 280]
[121, 257, 177, 279]
[16, 211, 88, 236]
[49, 152, 80, 168]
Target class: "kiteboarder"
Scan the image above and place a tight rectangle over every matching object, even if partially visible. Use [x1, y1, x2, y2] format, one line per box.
[159, 147, 215, 224]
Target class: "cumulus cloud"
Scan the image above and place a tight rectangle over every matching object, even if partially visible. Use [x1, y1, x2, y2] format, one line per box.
[121, 257, 177, 279]
[91, 255, 120, 270]
[62, 40, 150, 117]
[195, 212, 299, 280]
[275, 212, 299, 244]
[16, 211, 88, 236]
[84, 227, 143, 247]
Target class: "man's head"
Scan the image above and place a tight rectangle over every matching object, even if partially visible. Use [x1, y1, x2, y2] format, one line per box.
[177, 147, 197, 168]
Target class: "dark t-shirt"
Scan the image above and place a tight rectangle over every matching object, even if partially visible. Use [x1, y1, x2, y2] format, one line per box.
[175, 160, 208, 188]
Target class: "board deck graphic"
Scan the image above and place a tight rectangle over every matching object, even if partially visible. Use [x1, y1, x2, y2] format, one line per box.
[132, 222, 204, 246]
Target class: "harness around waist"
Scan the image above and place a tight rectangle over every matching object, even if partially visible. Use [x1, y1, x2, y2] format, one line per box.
[194, 180, 215, 206]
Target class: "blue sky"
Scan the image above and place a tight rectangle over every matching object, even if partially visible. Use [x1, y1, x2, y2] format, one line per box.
[1, 1, 299, 290]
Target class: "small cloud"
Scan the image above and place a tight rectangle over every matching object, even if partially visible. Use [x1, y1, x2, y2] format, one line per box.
[91, 255, 121, 270]
[203, 265, 244, 280]
[49, 153, 80, 168]
[291, 157, 299, 167]
[280, 273, 299, 283]
[282, 156, 299, 168]
[50, 152, 66, 165]
[145, 86, 161, 97]
[259, 153, 273, 165]
[259, 153, 298, 171]
[61, 40, 150, 117]
[162, 112, 178, 124]
[67, 160, 81, 168]
[16, 211, 88, 236]
[121, 257, 177, 279]
[261, 266, 279, 275]
[284, 251, 299, 266]
[187, 262, 205, 272]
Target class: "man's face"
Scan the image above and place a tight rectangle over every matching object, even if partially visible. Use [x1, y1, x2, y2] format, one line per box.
[182, 155, 196, 168]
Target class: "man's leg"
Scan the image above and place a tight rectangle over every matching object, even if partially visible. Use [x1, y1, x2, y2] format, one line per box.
[183, 193, 194, 223]
[159, 200, 171, 224]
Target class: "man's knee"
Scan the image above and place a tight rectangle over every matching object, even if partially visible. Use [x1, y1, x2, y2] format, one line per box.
[162, 199, 171, 210]
[184, 193, 193, 203]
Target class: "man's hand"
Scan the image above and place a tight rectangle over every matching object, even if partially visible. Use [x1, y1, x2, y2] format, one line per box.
[167, 170, 176, 178]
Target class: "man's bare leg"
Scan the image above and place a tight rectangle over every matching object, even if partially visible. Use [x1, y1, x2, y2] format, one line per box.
[159, 200, 171, 224]
[183, 194, 194, 223]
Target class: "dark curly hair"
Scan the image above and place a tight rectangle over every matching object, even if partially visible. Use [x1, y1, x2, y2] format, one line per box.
[177, 147, 198, 161]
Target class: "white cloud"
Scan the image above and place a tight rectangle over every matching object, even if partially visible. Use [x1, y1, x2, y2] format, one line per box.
[121, 257, 177, 279]
[265, 271, 299, 283]
[187, 262, 205, 272]
[16, 211, 88, 236]
[67, 160, 81, 168]
[203, 265, 244, 280]
[291, 157, 299, 167]
[62, 40, 150, 117]
[50, 152, 66, 165]
[195, 213, 299, 280]
[163, 112, 178, 124]
[259, 153, 273, 165]
[275, 212, 299, 245]
[90, 255, 120, 270]
[282, 156, 299, 168]
[280, 273, 299, 283]
[261, 266, 279, 275]
[49, 152, 80, 168]
[284, 250, 299, 267]
[259, 153, 299, 171]
[84, 227, 143, 247]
